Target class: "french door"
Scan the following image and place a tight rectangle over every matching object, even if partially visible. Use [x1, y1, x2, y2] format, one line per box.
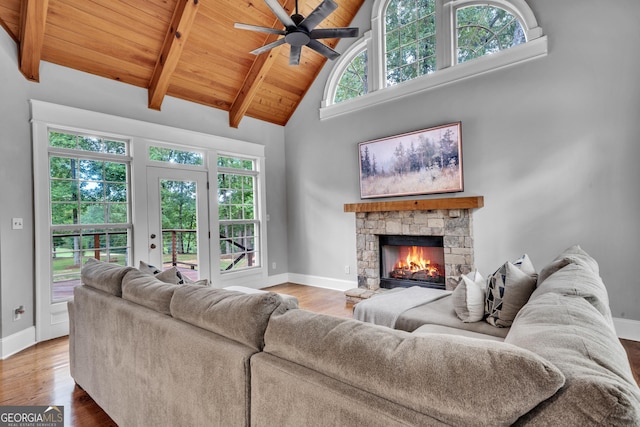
[145, 167, 210, 282]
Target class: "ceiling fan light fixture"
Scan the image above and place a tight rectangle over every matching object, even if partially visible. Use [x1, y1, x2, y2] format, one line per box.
[234, 0, 359, 65]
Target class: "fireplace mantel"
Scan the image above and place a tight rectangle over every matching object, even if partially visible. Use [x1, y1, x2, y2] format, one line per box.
[344, 196, 483, 213]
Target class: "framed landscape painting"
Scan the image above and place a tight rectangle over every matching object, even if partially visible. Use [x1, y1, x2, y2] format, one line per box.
[358, 122, 463, 199]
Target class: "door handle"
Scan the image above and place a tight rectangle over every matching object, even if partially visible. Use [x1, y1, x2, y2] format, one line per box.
[150, 244, 157, 249]
[150, 234, 156, 239]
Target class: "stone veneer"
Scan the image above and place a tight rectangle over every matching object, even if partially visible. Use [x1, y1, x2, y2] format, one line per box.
[356, 208, 475, 291]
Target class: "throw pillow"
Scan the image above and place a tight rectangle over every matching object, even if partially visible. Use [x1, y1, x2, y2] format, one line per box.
[138, 260, 209, 286]
[452, 270, 485, 322]
[154, 266, 186, 284]
[485, 254, 537, 328]
[138, 260, 162, 275]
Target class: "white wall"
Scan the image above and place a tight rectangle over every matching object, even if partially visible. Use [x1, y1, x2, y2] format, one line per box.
[284, 0, 640, 321]
[0, 28, 288, 339]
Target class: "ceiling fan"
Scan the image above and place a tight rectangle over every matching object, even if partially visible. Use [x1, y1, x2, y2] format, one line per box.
[235, 0, 359, 65]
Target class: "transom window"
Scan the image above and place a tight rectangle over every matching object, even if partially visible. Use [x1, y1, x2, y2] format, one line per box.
[385, 0, 436, 85]
[323, 0, 546, 117]
[335, 50, 369, 103]
[456, 5, 525, 64]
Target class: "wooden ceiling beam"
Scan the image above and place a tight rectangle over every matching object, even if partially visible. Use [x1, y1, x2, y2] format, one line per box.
[229, 0, 297, 128]
[19, 0, 49, 82]
[148, 0, 200, 111]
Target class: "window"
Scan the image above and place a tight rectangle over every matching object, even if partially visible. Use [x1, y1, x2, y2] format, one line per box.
[217, 155, 260, 273]
[335, 50, 369, 103]
[456, 5, 525, 64]
[148, 145, 204, 166]
[321, 0, 546, 118]
[48, 131, 131, 301]
[385, 0, 436, 86]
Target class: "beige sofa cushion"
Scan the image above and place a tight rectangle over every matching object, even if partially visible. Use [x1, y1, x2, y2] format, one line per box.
[264, 309, 565, 426]
[412, 324, 505, 342]
[170, 286, 289, 352]
[81, 258, 135, 296]
[396, 295, 509, 338]
[506, 292, 640, 425]
[537, 244, 599, 285]
[121, 268, 179, 315]
[533, 246, 612, 324]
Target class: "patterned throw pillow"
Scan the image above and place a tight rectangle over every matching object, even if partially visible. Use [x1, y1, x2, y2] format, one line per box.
[139, 261, 209, 286]
[139, 260, 162, 275]
[452, 270, 486, 322]
[155, 266, 187, 284]
[485, 254, 537, 328]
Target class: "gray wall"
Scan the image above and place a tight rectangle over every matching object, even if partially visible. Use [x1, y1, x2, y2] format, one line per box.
[285, 0, 640, 320]
[0, 29, 288, 338]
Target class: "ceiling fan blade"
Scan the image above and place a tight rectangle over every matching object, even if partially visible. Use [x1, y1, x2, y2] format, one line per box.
[310, 27, 359, 39]
[306, 39, 340, 60]
[264, 0, 296, 28]
[235, 23, 286, 35]
[289, 45, 302, 65]
[250, 38, 287, 55]
[300, 0, 338, 32]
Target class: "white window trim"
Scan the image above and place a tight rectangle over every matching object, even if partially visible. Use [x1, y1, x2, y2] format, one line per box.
[320, 0, 546, 120]
[321, 31, 372, 108]
[32, 100, 268, 293]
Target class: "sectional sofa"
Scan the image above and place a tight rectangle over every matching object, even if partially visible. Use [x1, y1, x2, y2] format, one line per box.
[69, 247, 640, 426]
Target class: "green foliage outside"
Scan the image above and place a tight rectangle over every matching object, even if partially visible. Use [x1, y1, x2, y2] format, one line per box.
[456, 5, 525, 63]
[335, 50, 368, 104]
[334, 2, 525, 102]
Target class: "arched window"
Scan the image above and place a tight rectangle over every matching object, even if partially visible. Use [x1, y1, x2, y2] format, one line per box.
[335, 50, 368, 104]
[321, 0, 546, 119]
[456, 5, 525, 64]
[384, 0, 437, 86]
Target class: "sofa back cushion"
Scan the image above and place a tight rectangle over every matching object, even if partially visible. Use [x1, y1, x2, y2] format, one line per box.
[533, 245, 613, 325]
[264, 309, 565, 426]
[506, 292, 640, 425]
[122, 269, 179, 315]
[81, 258, 135, 296]
[170, 286, 289, 352]
[537, 245, 599, 285]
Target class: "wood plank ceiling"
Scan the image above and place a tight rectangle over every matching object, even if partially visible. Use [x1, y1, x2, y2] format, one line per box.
[0, 0, 364, 127]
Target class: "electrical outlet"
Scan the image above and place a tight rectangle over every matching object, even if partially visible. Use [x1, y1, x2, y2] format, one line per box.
[272, 262, 277, 270]
[344, 265, 350, 275]
[13, 305, 25, 321]
[12, 218, 23, 230]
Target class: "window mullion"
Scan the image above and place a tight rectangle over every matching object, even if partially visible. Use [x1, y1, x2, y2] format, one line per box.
[438, 0, 454, 70]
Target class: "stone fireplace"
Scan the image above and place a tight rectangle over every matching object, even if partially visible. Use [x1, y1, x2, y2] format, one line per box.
[344, 197, 483, 300]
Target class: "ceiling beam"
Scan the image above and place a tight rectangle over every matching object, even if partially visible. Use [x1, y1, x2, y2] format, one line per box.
[148, 0, 200, 111]
[229, 0, 297, 128]
[19, 0, 49, 82]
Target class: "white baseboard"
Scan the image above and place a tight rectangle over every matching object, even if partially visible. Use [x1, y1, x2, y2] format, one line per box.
[1, 326, 36, 360]
[613, 318, 640, 341]
[263, 273, 291, 288]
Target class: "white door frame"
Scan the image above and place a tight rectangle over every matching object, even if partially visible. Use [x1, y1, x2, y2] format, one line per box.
[145, 166, 210, 282]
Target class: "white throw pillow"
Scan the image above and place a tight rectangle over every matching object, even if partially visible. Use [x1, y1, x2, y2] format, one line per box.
[452, 270, 486, 322]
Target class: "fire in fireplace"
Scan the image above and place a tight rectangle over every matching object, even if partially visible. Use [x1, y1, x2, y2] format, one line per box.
[379, 235, 445, 289]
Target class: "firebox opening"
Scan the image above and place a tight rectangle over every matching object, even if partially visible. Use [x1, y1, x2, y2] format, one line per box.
[379, 235, 445, 290]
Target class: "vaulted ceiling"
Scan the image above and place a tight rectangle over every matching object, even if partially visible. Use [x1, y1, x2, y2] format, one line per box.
[0, 0, 364, 127]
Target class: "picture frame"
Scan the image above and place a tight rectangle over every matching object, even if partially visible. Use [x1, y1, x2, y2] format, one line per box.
[358, 122, 463, 199]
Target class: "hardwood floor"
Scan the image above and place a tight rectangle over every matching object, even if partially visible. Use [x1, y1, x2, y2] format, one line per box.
[0, 283, 638, 427]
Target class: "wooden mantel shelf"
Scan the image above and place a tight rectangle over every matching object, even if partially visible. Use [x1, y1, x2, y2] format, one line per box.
[344, 196, 484, 213]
